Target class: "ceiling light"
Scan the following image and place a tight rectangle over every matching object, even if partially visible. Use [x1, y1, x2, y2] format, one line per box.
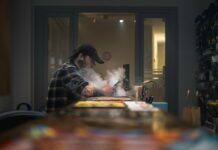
[119, 19, 124, 23]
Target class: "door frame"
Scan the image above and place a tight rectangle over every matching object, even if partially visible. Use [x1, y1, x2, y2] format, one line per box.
[138, 9, 178, 115]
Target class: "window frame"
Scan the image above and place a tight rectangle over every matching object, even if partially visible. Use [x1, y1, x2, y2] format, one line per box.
[34, 6, 178, 114]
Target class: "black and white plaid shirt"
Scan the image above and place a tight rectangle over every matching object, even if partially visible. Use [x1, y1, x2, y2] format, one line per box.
[46, 62, 88, 113]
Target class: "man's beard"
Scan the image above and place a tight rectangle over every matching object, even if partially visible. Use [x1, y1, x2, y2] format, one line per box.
[77, 59, 86, 68]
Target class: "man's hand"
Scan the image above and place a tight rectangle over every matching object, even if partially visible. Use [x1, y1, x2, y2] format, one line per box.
[102, 85, 115, 96]
[81, 84, 95, 97]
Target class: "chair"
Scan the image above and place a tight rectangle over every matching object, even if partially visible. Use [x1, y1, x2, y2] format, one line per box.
[16, 102, 32, 110]
[0, 110, 46, 132]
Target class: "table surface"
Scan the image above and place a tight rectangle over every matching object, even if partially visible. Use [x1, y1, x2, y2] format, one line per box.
[0, 98, 216, 150]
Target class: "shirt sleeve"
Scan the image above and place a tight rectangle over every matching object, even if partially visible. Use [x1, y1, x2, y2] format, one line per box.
[61, 66, 89, 94]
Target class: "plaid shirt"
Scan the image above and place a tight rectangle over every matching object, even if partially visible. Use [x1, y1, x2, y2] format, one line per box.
[46, 62, 88, 113]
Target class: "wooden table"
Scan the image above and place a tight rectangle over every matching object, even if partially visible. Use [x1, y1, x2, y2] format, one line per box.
[0, 99, 214, 150]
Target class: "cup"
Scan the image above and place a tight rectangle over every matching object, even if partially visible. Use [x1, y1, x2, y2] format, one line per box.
[134, 85, 142, 101]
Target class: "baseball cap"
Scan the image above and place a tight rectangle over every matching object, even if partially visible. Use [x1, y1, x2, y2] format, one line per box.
[75, 43, 104, 64]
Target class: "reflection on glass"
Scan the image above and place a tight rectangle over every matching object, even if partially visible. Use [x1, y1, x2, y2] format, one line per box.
[48, 17, 70, 80]
[144, 18, 165, 101]
[78, 13, 135, 86]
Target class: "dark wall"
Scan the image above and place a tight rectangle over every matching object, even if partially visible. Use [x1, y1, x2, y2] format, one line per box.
[0, 0, 11, 96]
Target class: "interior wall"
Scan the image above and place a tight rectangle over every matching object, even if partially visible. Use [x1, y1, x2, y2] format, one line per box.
[11, 0, 32, 109]
[157, 42, 165, 70]
[177, 0, 214, 117]
[11, 0, 215, 115]
[144, 25, 152, 71]
[0, 0, 11, 112]
[78, 15, 135, 86]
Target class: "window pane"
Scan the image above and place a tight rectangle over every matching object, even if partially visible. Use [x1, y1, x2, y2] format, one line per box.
[144, 18, 165, 101]
[78, 13, 135, 86]
[48, 17, 70, 80]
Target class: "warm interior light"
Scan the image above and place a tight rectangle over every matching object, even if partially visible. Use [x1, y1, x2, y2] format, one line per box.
[119, 19, 124, 23]
[92, 18, 96, 23]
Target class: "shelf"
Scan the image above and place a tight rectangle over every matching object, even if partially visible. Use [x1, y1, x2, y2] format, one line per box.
[196, 0, 218, 125]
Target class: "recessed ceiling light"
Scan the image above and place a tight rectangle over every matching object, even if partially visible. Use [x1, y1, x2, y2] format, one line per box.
[119, 19, 124, 23]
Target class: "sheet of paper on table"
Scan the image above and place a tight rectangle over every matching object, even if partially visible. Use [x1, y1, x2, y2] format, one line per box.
[86, 97, 131, 101]
[125, 101, 159, 112]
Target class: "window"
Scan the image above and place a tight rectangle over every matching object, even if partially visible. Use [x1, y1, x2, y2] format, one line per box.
[35, 7, 178, 114]
[48, 17, 70, 80]
[78, 13, 135, 85]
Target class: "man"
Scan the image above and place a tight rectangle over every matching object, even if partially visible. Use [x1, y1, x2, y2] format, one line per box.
[46, 43, 114, 113]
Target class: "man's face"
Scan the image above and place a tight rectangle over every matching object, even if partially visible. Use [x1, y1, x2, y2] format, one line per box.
[84, 55, 96, 68]
[78, 54, 95, 68]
